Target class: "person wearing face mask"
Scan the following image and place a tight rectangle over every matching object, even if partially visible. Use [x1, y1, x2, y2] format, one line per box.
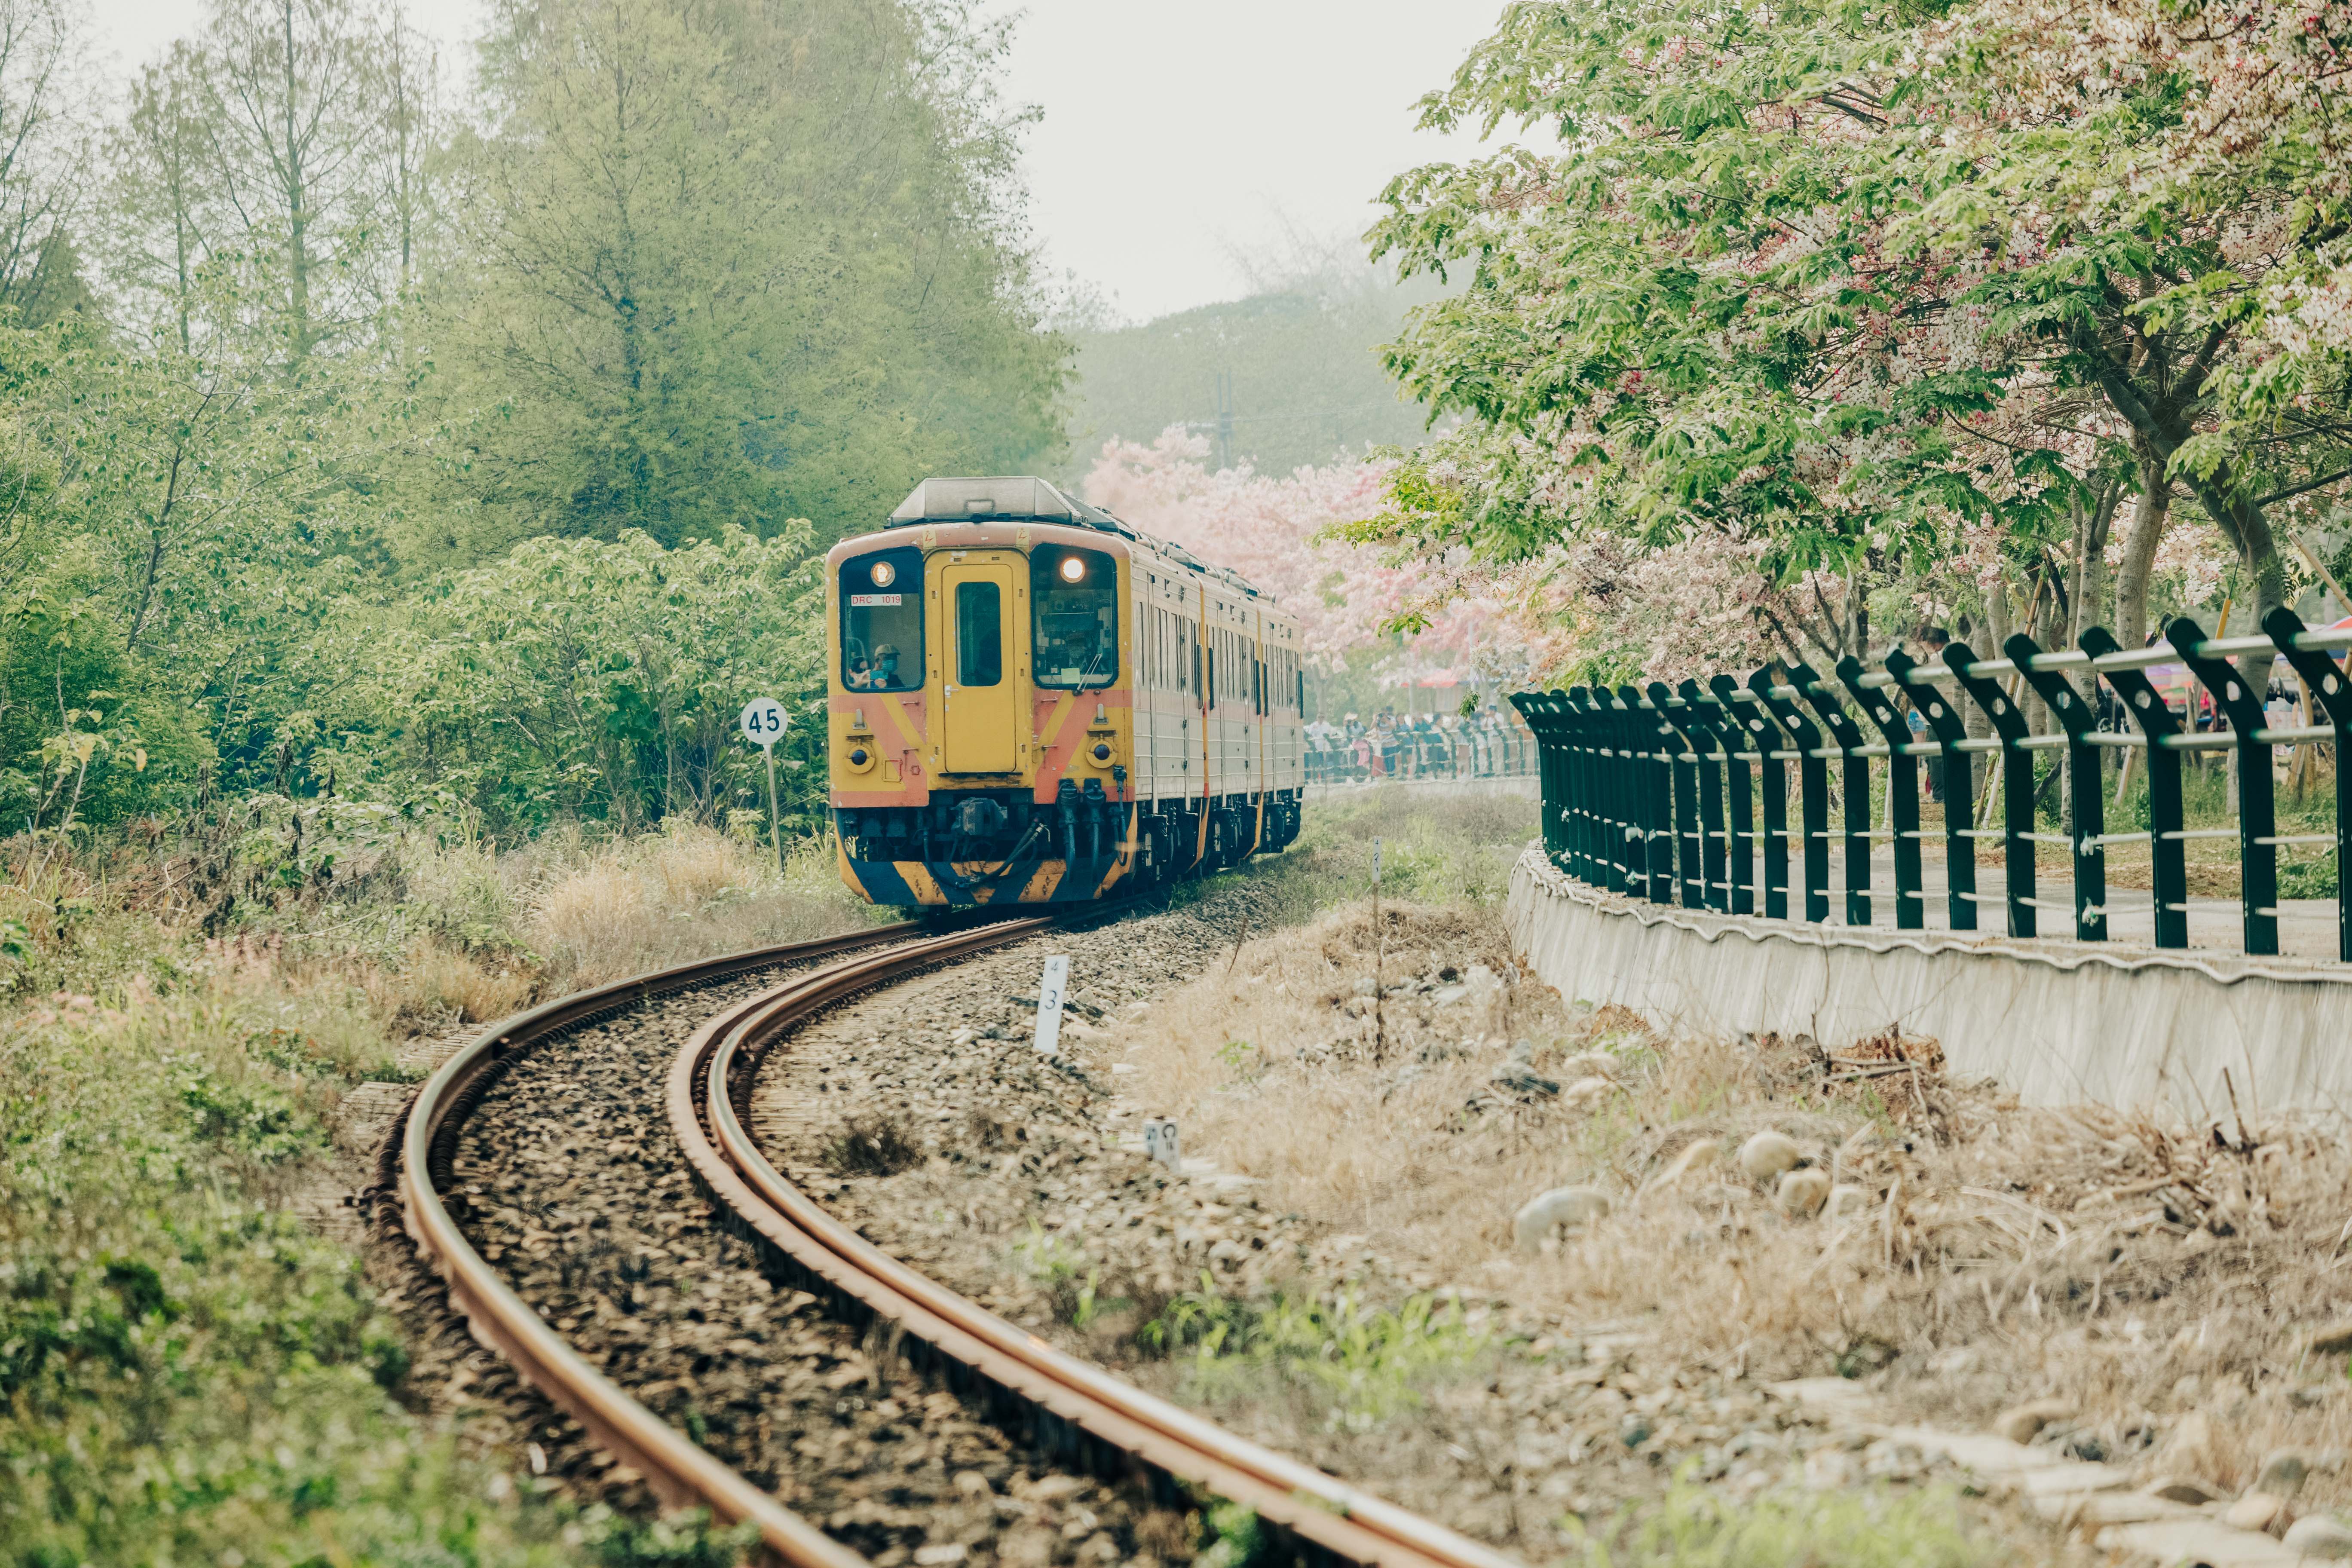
[870, 643, 903, 690]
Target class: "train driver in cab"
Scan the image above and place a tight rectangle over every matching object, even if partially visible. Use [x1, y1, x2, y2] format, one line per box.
[867, 643, 906, 690]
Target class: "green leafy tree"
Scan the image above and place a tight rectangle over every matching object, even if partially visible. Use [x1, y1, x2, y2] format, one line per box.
[1365, 0, 2003, 663]
[1364, 0, 2352, 669]
[1902, 0, 2352, 667]
[0, 311, 382, 825]
[415, 0, 1066, 561]
[360, 527, 824, 832]
[0, 0, 88, 320]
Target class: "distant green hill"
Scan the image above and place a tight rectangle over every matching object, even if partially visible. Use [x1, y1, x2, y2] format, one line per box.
[1062, 267, 1447, 481]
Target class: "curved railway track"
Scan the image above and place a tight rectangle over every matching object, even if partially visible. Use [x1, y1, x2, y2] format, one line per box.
[385, 909, 1517, 1568]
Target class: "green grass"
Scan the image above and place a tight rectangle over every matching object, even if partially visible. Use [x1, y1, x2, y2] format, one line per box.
[1178, 786, 1537, 926]
[0, 855, 757, 1567]
[1144, 1281, 1499, 1427]
[1568, 1479, 2008, 1568]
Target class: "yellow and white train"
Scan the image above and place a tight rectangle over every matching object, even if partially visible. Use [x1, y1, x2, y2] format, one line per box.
[826, 476, 1305, 907]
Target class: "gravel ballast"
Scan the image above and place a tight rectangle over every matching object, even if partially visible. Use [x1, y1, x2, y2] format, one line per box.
[369, 946, 1192, 1568]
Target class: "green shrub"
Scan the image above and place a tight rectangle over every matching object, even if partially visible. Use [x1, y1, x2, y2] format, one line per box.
[1144, 1281, 1495, 1424]
[0, 949, 733, 1567]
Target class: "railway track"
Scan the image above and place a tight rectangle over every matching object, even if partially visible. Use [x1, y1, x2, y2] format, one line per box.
[385, 907, 1518, 1568]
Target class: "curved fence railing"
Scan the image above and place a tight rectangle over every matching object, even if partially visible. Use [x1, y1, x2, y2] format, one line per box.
[1509, 610, 2352, 962]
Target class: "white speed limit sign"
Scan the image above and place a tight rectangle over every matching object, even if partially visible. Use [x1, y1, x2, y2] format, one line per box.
[740, 695, 790, 875]
[738, 695, 787, 748]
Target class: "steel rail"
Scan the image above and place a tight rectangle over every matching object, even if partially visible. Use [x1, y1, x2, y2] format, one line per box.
[393, 918, 937, 1568]
[672, 926, 1525, 1568]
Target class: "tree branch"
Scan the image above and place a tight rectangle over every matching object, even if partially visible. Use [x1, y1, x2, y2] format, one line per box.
[2254, 462, 2352, 510]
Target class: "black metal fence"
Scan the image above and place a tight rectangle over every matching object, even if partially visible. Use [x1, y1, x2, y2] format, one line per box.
[1510, 610, 2352, 961]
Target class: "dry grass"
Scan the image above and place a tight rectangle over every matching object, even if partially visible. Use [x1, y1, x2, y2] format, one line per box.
[86, 820, 880, 1040]
[398, 937, 536, 1025]
[518, 820, 873, 989]
[1128, 897, 2352, 1504]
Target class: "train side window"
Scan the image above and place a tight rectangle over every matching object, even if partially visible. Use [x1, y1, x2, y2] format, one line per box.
[954, 580, 1002, 686]
[841, 546, 923, 691]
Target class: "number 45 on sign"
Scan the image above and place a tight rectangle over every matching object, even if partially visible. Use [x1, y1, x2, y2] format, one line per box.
[739, 697, 790, 873]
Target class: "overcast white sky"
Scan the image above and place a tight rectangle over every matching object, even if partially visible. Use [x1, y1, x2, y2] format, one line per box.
[87, 0, 1508, 322]
[986, 0, 1507, 321]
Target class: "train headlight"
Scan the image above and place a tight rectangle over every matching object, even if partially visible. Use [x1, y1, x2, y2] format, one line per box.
[846, 745, 873, 771]
[1059, 556, 1085, 583]
[1090, 741, 1113, 765]
[869, 560, 896, 588]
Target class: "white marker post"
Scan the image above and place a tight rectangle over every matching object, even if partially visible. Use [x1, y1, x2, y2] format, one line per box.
[1033, 954, 1071, 1055]
[1371, 837, 1385, 1058]
[738, 696, 789, 875]
[1145, 1117, 1180, 1172]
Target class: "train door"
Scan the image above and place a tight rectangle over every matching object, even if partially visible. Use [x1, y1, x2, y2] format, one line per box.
[1192, 587, 1211, 864]
[938, 557, 1020, 774]
[1254, 611, 1269, 796]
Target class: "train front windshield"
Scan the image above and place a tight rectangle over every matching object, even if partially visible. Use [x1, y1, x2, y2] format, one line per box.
[1032, 546, 1118, 689]
[842, 547, 924, 691]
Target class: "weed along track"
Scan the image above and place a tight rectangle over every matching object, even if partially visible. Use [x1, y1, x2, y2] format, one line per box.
[383, 901, 1510, 1568]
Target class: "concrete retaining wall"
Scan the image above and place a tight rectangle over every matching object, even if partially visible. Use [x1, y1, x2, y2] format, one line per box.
[1504, 846, 2352, 1115]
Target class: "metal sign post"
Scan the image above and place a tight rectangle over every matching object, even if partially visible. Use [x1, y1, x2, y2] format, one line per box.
[1033, 954, 1070, 1055]
[739, 696, 789, 875]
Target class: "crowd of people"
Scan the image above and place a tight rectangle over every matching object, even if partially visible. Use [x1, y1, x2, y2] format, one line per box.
[1305, 707, 1536, 784]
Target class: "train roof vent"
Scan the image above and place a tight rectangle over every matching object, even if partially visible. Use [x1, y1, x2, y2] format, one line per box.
[889, 475, 1128, 534]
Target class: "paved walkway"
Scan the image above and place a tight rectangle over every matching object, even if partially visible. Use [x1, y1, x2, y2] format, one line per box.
[1628, 845, 2343, 962]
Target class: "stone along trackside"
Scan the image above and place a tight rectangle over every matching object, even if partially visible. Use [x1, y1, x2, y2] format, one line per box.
[403, 949, 1193, 1568]
[745, 886, 1317, 1334]
[737, 886, 1700, 1559]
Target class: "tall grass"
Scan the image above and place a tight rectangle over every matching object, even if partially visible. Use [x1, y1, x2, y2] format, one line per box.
[0, 971, 596, 1565]
[0, 816, 873, 1566]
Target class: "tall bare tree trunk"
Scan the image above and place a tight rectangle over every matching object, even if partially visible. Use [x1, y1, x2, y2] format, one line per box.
[2114, 444, 2172, 652]
[280, 0, 311, 362]
[1974, 579, 2013, 827]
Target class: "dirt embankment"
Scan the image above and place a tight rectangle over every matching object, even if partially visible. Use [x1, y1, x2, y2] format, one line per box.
[760, 888, 2352, 1563]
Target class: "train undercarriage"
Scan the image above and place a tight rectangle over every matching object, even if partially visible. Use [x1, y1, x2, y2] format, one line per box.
[836, 790, 1303, 909]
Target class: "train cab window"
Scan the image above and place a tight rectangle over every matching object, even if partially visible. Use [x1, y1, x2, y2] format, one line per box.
[841, 546, 923, 691]
[1032, 546, 1118, 689]
[955, 581, 1003, 686]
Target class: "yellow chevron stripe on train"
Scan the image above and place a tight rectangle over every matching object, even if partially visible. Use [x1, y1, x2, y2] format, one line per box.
[827, 476, 1305, 909]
